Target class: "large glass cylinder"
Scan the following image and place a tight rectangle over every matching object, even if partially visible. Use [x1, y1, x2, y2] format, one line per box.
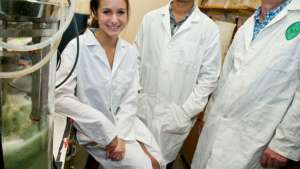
[0, 49, 56, 169]
[0, 0, 74, 169]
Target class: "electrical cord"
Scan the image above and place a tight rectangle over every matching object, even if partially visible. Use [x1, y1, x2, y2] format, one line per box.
[53, 156, 58, 169]
[56, 50, 62, 71]
[55, 16, 80, 89]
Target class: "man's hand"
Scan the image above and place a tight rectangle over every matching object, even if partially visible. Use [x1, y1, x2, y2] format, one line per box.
[260, 148, 288, 168]
[105, 137, 125, 161]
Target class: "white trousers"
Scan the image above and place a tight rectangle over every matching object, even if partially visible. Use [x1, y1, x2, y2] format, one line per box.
[85, 140, 152, 169]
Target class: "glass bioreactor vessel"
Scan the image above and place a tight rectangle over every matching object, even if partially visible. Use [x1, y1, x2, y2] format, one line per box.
[0, 0, 74, 168]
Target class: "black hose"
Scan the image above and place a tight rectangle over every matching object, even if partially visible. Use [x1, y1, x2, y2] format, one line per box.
[53, 155, 58, 169]
[56, 50, 62, 71]
[55, 17, 80, 89]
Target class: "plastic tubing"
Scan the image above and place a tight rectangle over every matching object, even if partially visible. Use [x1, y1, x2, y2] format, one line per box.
[0, 0, 75, 51]
[0, 40, 60, 79]
[0, 0, 75, 79]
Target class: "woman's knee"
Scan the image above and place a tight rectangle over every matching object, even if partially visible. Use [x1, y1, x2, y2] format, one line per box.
[122, 141, 152, 169]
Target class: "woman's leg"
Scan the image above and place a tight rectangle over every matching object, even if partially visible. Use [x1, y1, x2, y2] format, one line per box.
[166, 161, 175, 169]
[85, 140, 152, 169]
[135, 119, 167, 169]
[138, 141, 160, 169]
[85, 154, 99, 169]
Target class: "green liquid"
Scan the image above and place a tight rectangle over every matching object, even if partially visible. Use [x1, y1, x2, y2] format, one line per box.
[2, 95, 50, 169]
[3, 130, 49, 169]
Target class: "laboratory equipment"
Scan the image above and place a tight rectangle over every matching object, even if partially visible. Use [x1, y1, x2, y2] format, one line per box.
[0, 0, 75, 169]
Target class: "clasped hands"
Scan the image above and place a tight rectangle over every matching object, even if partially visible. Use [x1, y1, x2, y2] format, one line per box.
[105, 137, 125, 161]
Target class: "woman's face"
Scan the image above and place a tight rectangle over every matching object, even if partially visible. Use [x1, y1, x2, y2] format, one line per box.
[96, 0, 128, 39]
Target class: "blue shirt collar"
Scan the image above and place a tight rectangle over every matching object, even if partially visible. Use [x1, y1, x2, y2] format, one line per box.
[254, 0, 292, 24]
[252, 0, 292, 40]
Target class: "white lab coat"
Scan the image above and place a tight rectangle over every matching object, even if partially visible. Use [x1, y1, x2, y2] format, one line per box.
[135, 2, 221, 162]
[55, 29, 162, 169]
[192, 1, 300, 169]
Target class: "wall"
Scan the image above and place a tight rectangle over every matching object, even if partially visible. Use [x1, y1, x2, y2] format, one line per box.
[122, 0, 201, 42]
[74, 0, 202, 42]
[121, 0, 168, 42]
[75, 0, 90, 14]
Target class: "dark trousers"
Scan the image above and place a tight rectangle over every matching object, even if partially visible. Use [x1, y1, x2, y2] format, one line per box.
[166, 161, 175, 169]
[85, 154, 99, 169]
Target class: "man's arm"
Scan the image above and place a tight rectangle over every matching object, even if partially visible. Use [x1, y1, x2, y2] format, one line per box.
[263, 46, 300, 168]
[182, 26, 222, 118]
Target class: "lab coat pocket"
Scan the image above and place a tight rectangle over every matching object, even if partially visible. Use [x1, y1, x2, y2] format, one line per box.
[241, 109, 277, 144]
[168, 49, 198, 99]
[162, 103, 192, 135]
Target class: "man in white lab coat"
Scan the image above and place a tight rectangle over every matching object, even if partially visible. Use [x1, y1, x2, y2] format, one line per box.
[135, 0, 222, 168]
[192, 0, 300, 169]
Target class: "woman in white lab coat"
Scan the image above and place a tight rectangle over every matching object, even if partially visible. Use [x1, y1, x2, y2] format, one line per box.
[55, 0, 163, 168]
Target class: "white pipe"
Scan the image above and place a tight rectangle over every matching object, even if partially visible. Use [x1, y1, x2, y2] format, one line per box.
[0, 0, 76, 79]
[0, 0, 75, 51]
[0, 40, 60, 79]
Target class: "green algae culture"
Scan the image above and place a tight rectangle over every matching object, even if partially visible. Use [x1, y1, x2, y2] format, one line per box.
[2, 94, 50, 169]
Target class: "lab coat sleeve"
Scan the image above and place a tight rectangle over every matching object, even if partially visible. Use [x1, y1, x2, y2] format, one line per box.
[268, 54, 300, 161]
[202, 37, 236, 121]
[182, 28, 222, 119]
[134, 17, 145, 91]
[134, 13, 148, 59]
[116, 57, 139, 141]
[55, 41, 117, 147]
[134, 19, 144, 61]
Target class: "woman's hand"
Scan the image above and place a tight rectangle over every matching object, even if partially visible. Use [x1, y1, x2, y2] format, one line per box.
[105, 137, 126, 161]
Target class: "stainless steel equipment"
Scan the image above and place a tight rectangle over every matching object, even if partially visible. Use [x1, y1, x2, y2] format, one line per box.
[0, 1, 74, 169]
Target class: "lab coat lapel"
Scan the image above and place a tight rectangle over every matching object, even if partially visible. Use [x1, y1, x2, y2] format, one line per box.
[97, 46, 112, 71]
[288, 0, 300, 10]
[265, 0, 300, 28]
[174, 7, 200, 36]
[161, 5, 172, 39]
[112, 39, 127, 75]
[84, 29, 110, 69]
[243, 16, 255, 51]
[263, 9, 288, 31]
